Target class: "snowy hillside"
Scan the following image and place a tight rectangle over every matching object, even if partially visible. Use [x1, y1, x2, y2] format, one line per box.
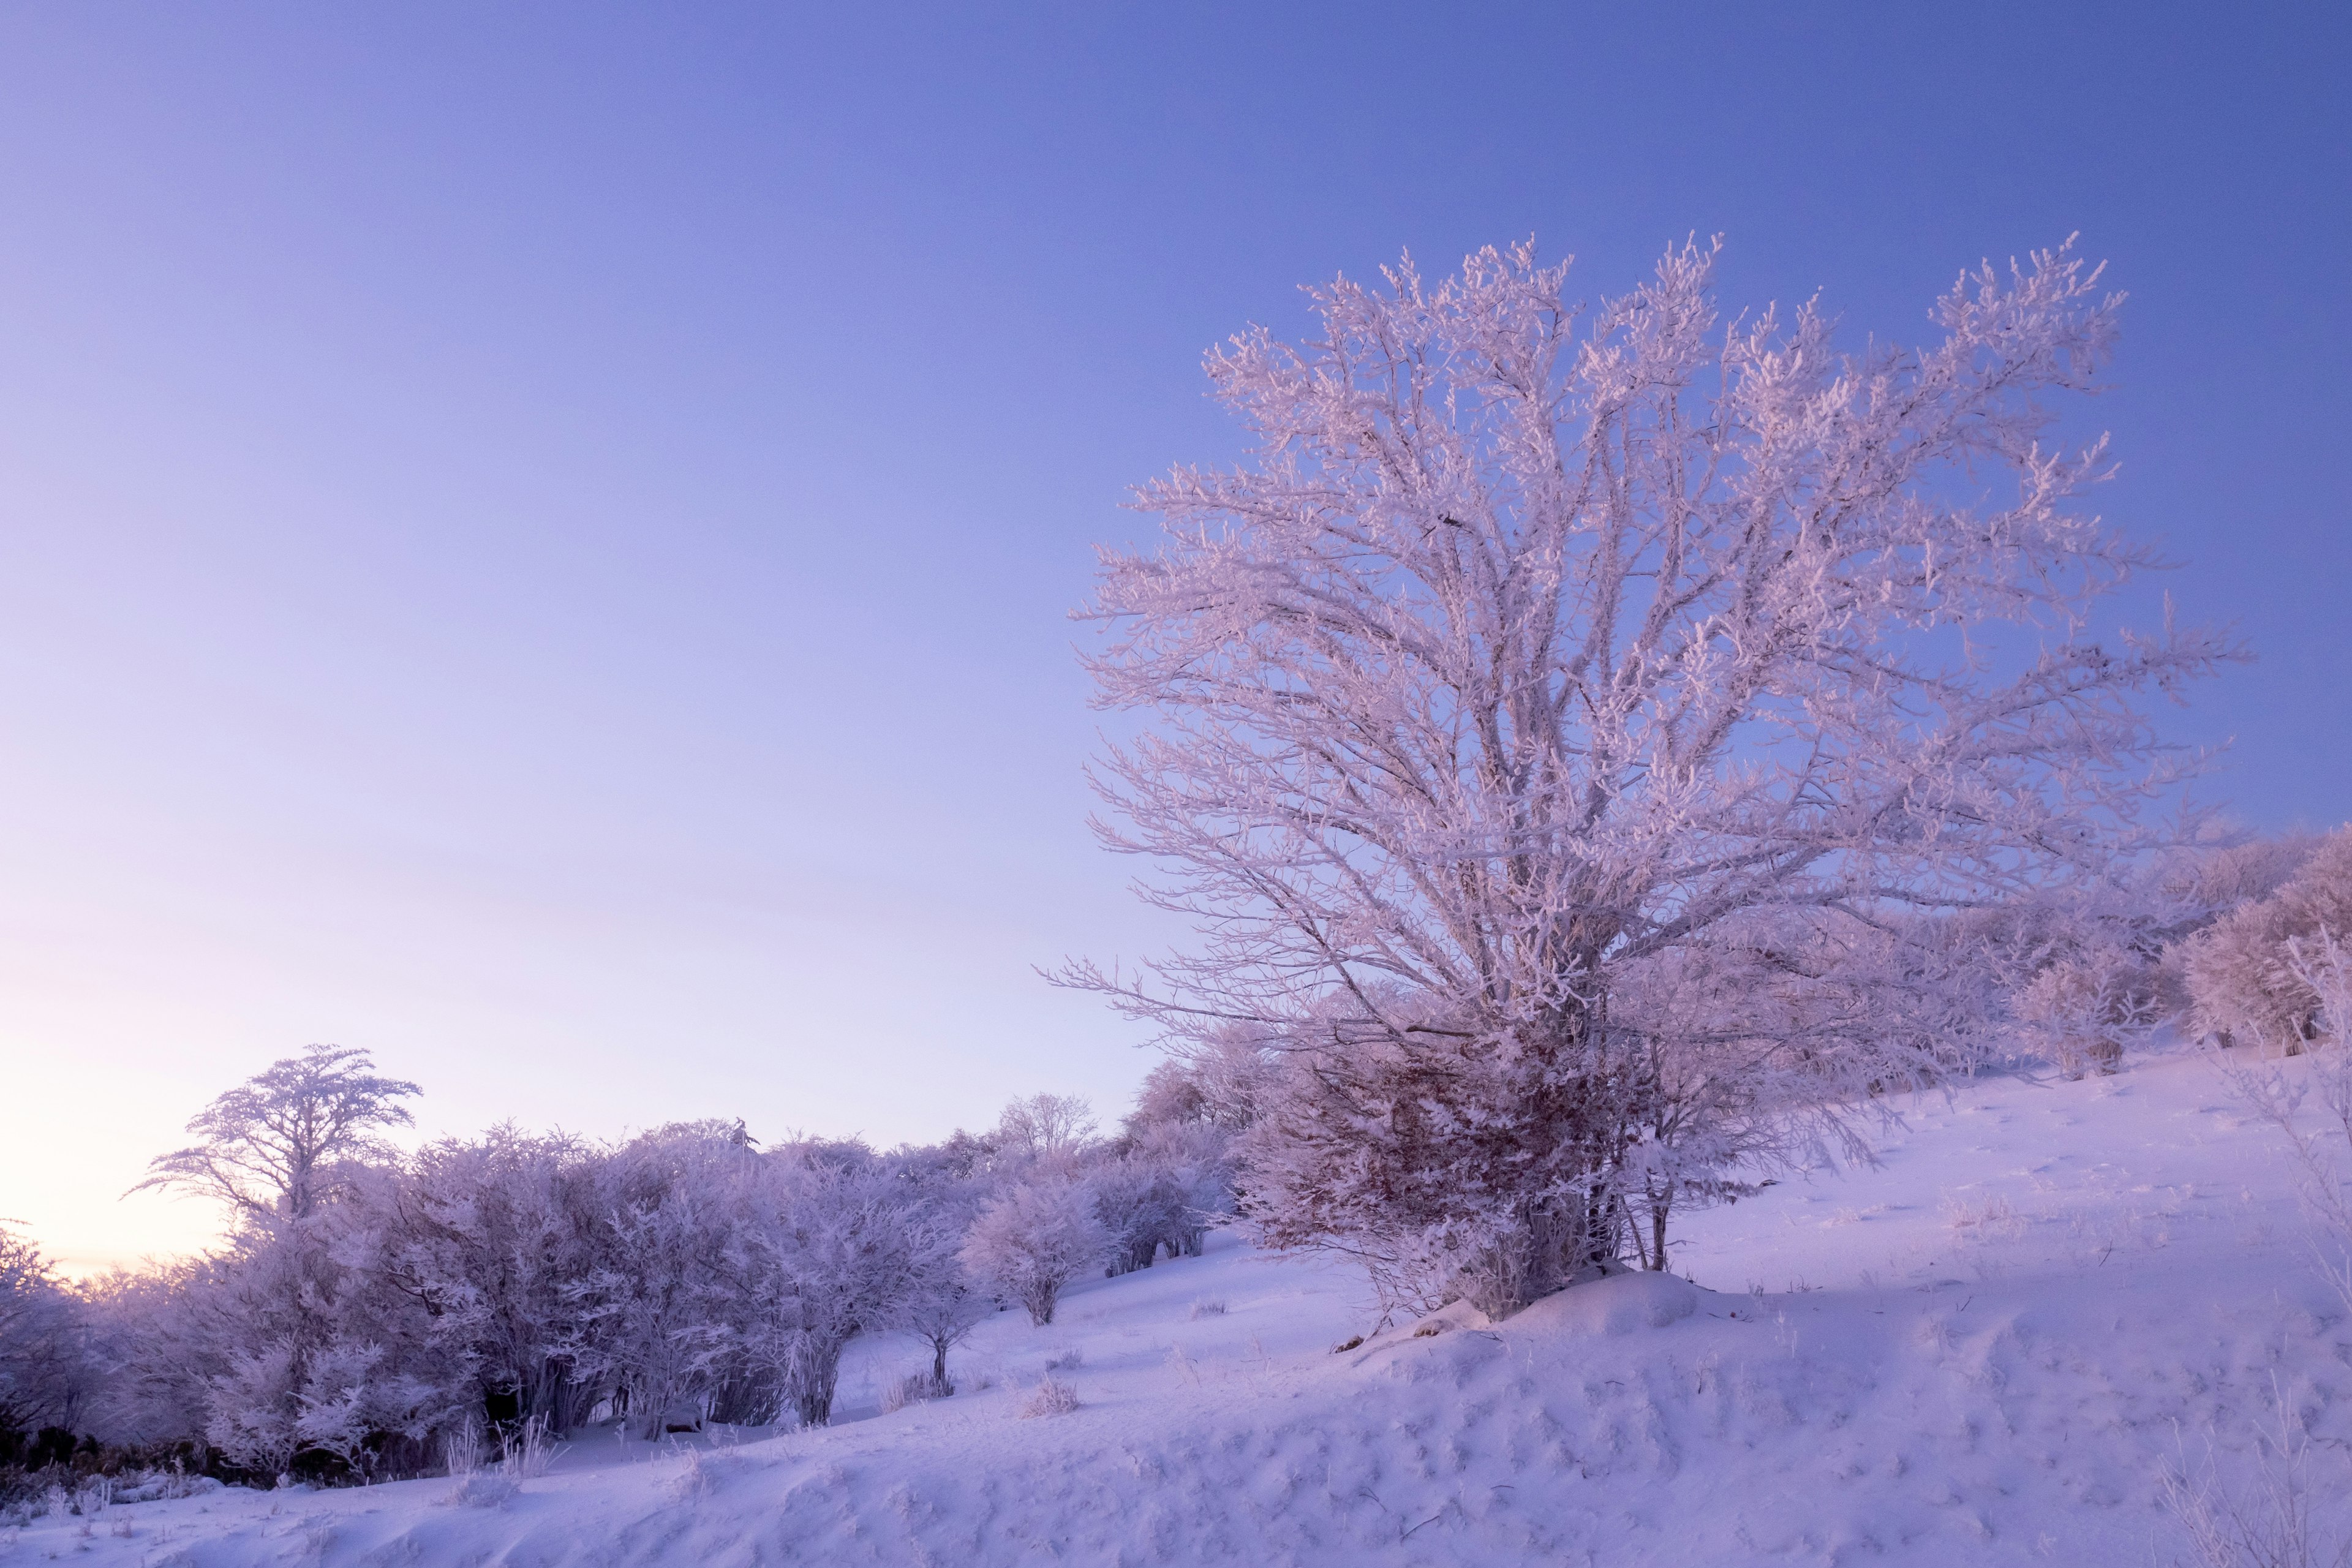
[14, 1047, 2345, 1567]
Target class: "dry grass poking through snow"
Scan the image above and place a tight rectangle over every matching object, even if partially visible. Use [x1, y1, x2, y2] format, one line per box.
[1019, 1376, 1080, 1419]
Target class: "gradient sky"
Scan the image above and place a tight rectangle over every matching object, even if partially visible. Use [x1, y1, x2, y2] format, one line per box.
[2, 3, 2345, 1272]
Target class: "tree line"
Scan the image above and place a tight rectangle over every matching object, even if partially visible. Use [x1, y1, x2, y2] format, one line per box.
[1, 1058, 1233, 1490]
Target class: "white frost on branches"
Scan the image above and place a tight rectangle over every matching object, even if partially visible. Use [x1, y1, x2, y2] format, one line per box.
[1071, 236, 2234, 1313]
[131, 1044, 421, 1221]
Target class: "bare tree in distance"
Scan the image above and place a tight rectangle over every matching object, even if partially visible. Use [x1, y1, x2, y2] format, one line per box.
[134, 1043, 422, 1221]
[1067, 236, 2237, 1314]
[993, 1094, 1098, 1169]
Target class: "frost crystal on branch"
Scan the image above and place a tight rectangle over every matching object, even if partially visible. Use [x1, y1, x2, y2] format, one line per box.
[1069, 236, 2235, 1314]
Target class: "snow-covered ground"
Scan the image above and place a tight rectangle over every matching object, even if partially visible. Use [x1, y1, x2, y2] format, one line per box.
[13, 1046, 2348, 1566]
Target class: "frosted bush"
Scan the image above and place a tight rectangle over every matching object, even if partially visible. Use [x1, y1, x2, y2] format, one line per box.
[443, 1413, 483, 1477]
[1187, 1298, 1227, 1319]
[2184, 827, 2352, 1052]
[1019, 1378, 1080, 1419]
[2014, 942, 2158, 1077]
[1943, 1194, 2021, 1239]
[2160, 1387, 2345, 1568]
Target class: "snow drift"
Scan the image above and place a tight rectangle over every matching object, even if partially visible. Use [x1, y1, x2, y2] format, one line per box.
[11, 1047, 2348, 1566]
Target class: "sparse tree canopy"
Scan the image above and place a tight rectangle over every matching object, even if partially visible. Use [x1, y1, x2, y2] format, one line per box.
[133, 1043, 422, 1221]
[1072, 237, 2234, 1312]
[993, 1094, 1099, 1168]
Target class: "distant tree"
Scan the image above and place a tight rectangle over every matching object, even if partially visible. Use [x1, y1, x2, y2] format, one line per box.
[959, 1181, 1106, 1326]
[133, 1044, 421, 1221]
[1070, 236, 2235, 1314]
[992, 1095, 1098, 1169]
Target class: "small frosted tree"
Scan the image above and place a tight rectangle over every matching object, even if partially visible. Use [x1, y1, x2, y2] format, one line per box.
[1071, 236, 2234, 1314]
[959, 1182, 1106, 1327]
[895, 1224, 989, 1395]
[134, 1044, 421, 1221]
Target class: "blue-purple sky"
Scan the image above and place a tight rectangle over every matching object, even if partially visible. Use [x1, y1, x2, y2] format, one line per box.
[2, 4, 2344, 1268]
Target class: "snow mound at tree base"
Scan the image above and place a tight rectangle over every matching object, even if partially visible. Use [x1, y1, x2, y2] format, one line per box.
[1512, 1267, 1700, 1336]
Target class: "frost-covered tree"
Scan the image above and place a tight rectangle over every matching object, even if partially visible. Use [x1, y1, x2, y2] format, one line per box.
[134, 1044, 421, 1221]
[0, 1224, 83, 1438]
[892, 1208, 990, 1395]
[733, 1142, 927, 1428]
[84, 1177, 457, 1479]
[959, 1180, 1106, 1326]
[1071, 237, 2233, 1314]
[1088, 1162, 1189, 1276]
[1120, 1031, 1271, 1141]
[378, 1126, 605, 1431]
[561, 1123, 750, 1438]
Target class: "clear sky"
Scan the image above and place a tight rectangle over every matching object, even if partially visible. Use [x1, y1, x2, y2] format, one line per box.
[1, 3, 2344, 1272]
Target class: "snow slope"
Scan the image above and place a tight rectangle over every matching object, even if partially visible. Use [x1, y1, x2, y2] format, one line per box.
[13, 1047, 2348, 1567]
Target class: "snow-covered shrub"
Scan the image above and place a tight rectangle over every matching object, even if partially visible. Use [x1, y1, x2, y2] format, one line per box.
[497, 1412, 560, 1479]
[2160, 1384, 2345, 1568]
[2185, 828, 2352, 1051]
[443, 1471, 517, 1509]
[2222, 930, 2352, 1319]
[960, 1182, 1106, 1327]
[2013, 941, 2162, 1078]
[442, 1413, 483, 1478]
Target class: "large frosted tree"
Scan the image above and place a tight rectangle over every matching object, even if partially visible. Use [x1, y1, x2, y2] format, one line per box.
[1071, 238, 2232, 1314]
